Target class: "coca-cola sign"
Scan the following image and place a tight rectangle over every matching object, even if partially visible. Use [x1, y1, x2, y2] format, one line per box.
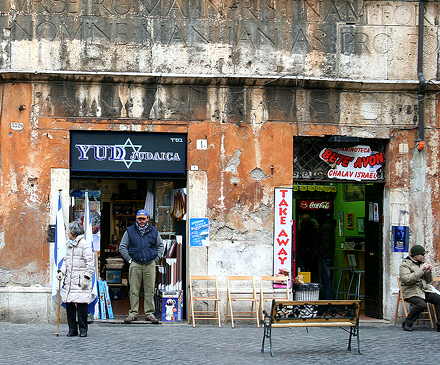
[298, 200, 332, 210]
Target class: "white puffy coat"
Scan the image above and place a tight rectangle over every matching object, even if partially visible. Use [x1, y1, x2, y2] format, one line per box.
[60, 234, 95, 303]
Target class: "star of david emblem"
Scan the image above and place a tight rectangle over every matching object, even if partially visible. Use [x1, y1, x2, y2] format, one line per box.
[115, 138, 143, 169]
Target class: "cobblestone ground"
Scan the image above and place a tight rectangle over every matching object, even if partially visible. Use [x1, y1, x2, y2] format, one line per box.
[0, 321, 438, 365]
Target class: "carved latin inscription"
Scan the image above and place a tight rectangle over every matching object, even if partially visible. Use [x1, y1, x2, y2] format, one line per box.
[3, 1, 439, 52]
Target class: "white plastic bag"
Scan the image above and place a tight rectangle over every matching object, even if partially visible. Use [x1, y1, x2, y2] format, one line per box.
[428, 284, 440, 296]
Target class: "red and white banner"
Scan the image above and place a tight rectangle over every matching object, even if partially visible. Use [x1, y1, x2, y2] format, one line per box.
[298, 200, 332, 210]
[319, 145, 384, 181]
[273, 188, 293, 286]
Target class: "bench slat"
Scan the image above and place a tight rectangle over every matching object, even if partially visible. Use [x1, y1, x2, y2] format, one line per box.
[271, 322, 356, 328]
[272, 318, 356, 324]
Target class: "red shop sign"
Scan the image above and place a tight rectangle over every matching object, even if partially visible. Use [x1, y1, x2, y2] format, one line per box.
[298, 200, 332, 210]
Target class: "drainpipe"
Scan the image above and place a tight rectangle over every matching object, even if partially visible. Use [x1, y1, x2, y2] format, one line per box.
[417, 0, 426, 150]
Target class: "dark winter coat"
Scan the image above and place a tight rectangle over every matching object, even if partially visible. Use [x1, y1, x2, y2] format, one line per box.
[126, 224, 159, 264]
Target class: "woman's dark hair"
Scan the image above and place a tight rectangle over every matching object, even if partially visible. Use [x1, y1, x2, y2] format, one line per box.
[69, 221, 85, 237]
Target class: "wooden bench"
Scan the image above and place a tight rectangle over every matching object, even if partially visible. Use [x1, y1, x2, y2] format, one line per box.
[261, 299, 362, 356]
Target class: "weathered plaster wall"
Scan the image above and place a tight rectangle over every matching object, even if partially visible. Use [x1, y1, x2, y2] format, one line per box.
[424, 100, 440, 265]
[0, 77, 430, 322]
[0, 83, 50, 285]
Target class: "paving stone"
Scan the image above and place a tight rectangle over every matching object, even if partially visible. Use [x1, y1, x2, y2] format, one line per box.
[0, 320, 438, 364]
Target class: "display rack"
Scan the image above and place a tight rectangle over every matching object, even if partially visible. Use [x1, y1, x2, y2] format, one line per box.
[156, 234, 183, 291]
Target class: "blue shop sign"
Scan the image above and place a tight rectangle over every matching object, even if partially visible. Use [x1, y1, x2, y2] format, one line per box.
[71, 131, 187, 173]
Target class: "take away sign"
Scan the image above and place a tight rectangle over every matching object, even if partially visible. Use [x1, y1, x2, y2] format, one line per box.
[273, 188, 293, 284]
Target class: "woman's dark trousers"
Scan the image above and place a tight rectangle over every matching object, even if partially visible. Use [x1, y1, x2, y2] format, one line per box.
[66, 302, 88, 335]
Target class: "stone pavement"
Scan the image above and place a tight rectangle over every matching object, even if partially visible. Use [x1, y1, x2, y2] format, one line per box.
[0, 319, 439, 365]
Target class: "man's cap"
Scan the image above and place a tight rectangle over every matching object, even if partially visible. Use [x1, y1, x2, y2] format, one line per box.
[136, 210, 149, 218]
[410, 245, 427, 256]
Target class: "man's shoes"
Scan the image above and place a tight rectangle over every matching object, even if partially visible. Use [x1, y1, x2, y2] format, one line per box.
[437, 324, 440, 332]
[124, 315, 137, 324]
[66, 332, 78, 337]
[402, 322, 413, 331]
[79, 333, 87, 337]
[145, 314, 160, 324]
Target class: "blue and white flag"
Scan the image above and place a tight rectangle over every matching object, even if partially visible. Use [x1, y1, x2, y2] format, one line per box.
[84, 191, 99, 318]
[84, 191, 93, 247]
[52, 192, 67, 304]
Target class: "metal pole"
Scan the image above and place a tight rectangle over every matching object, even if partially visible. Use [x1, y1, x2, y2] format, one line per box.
[417, 0, 426, 148]
[56, 279, 61, 337]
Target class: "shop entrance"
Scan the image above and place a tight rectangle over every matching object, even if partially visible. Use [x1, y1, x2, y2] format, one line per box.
[69, 177, 187, 317]
[293, 182, 384, 318]
[293, 136, 386, 319]
[69, 131, 188, 319]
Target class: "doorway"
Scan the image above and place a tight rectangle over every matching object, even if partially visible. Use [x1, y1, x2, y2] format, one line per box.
[293, 136, 386, 318]
[69, 177, 187, 316]
[293, 182, 384, 318]
[364, 183, 384, 318]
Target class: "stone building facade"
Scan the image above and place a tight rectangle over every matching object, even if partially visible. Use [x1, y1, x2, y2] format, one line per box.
[0, 0, 439, 322]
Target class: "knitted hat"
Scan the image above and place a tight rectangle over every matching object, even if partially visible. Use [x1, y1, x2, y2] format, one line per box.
[136, 209, 149, 218]
[410, 245, 427, 256]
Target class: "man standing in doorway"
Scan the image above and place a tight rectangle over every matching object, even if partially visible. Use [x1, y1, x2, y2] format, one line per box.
[297, 214, 319, 277]
[119, 210, 164, 324]
[400, 244, 440, 332]
[315, 217, 336, 300]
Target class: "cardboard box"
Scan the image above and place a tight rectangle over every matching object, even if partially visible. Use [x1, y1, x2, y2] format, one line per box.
[298, 271, 311, 283]
[155, 290, 183, 322]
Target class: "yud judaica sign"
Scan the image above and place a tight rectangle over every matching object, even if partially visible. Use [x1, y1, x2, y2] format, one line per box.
[71, 132, 186, 173]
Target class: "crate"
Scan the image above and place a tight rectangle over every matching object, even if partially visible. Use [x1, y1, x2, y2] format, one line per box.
[155, 289, 183, 322]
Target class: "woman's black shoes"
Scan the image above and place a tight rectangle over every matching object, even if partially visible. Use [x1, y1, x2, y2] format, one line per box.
[67, 332, 87, 337]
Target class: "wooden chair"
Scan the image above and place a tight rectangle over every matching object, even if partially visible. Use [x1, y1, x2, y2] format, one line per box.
[393, 277, 434, 328]
[187, 275, 221, 327]
[259, 275, 290, 318]
[225, 275, 259, 328]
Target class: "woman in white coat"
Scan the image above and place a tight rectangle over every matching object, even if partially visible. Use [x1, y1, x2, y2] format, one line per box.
[57, 221, 95, 337]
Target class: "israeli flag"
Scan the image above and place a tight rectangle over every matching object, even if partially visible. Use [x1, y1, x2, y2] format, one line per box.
[84, 191, 99, 318]
[52, 192, 67, 304]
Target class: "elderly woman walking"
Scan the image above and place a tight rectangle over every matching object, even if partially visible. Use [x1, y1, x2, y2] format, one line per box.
[57, 221, 95, 337]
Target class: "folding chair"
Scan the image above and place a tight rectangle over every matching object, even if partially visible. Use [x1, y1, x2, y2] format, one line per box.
[225, 275, 259, 328]
[188, 275, 221, 327]
[393, 277, 434, 328]
[259, 275, 290, 318]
